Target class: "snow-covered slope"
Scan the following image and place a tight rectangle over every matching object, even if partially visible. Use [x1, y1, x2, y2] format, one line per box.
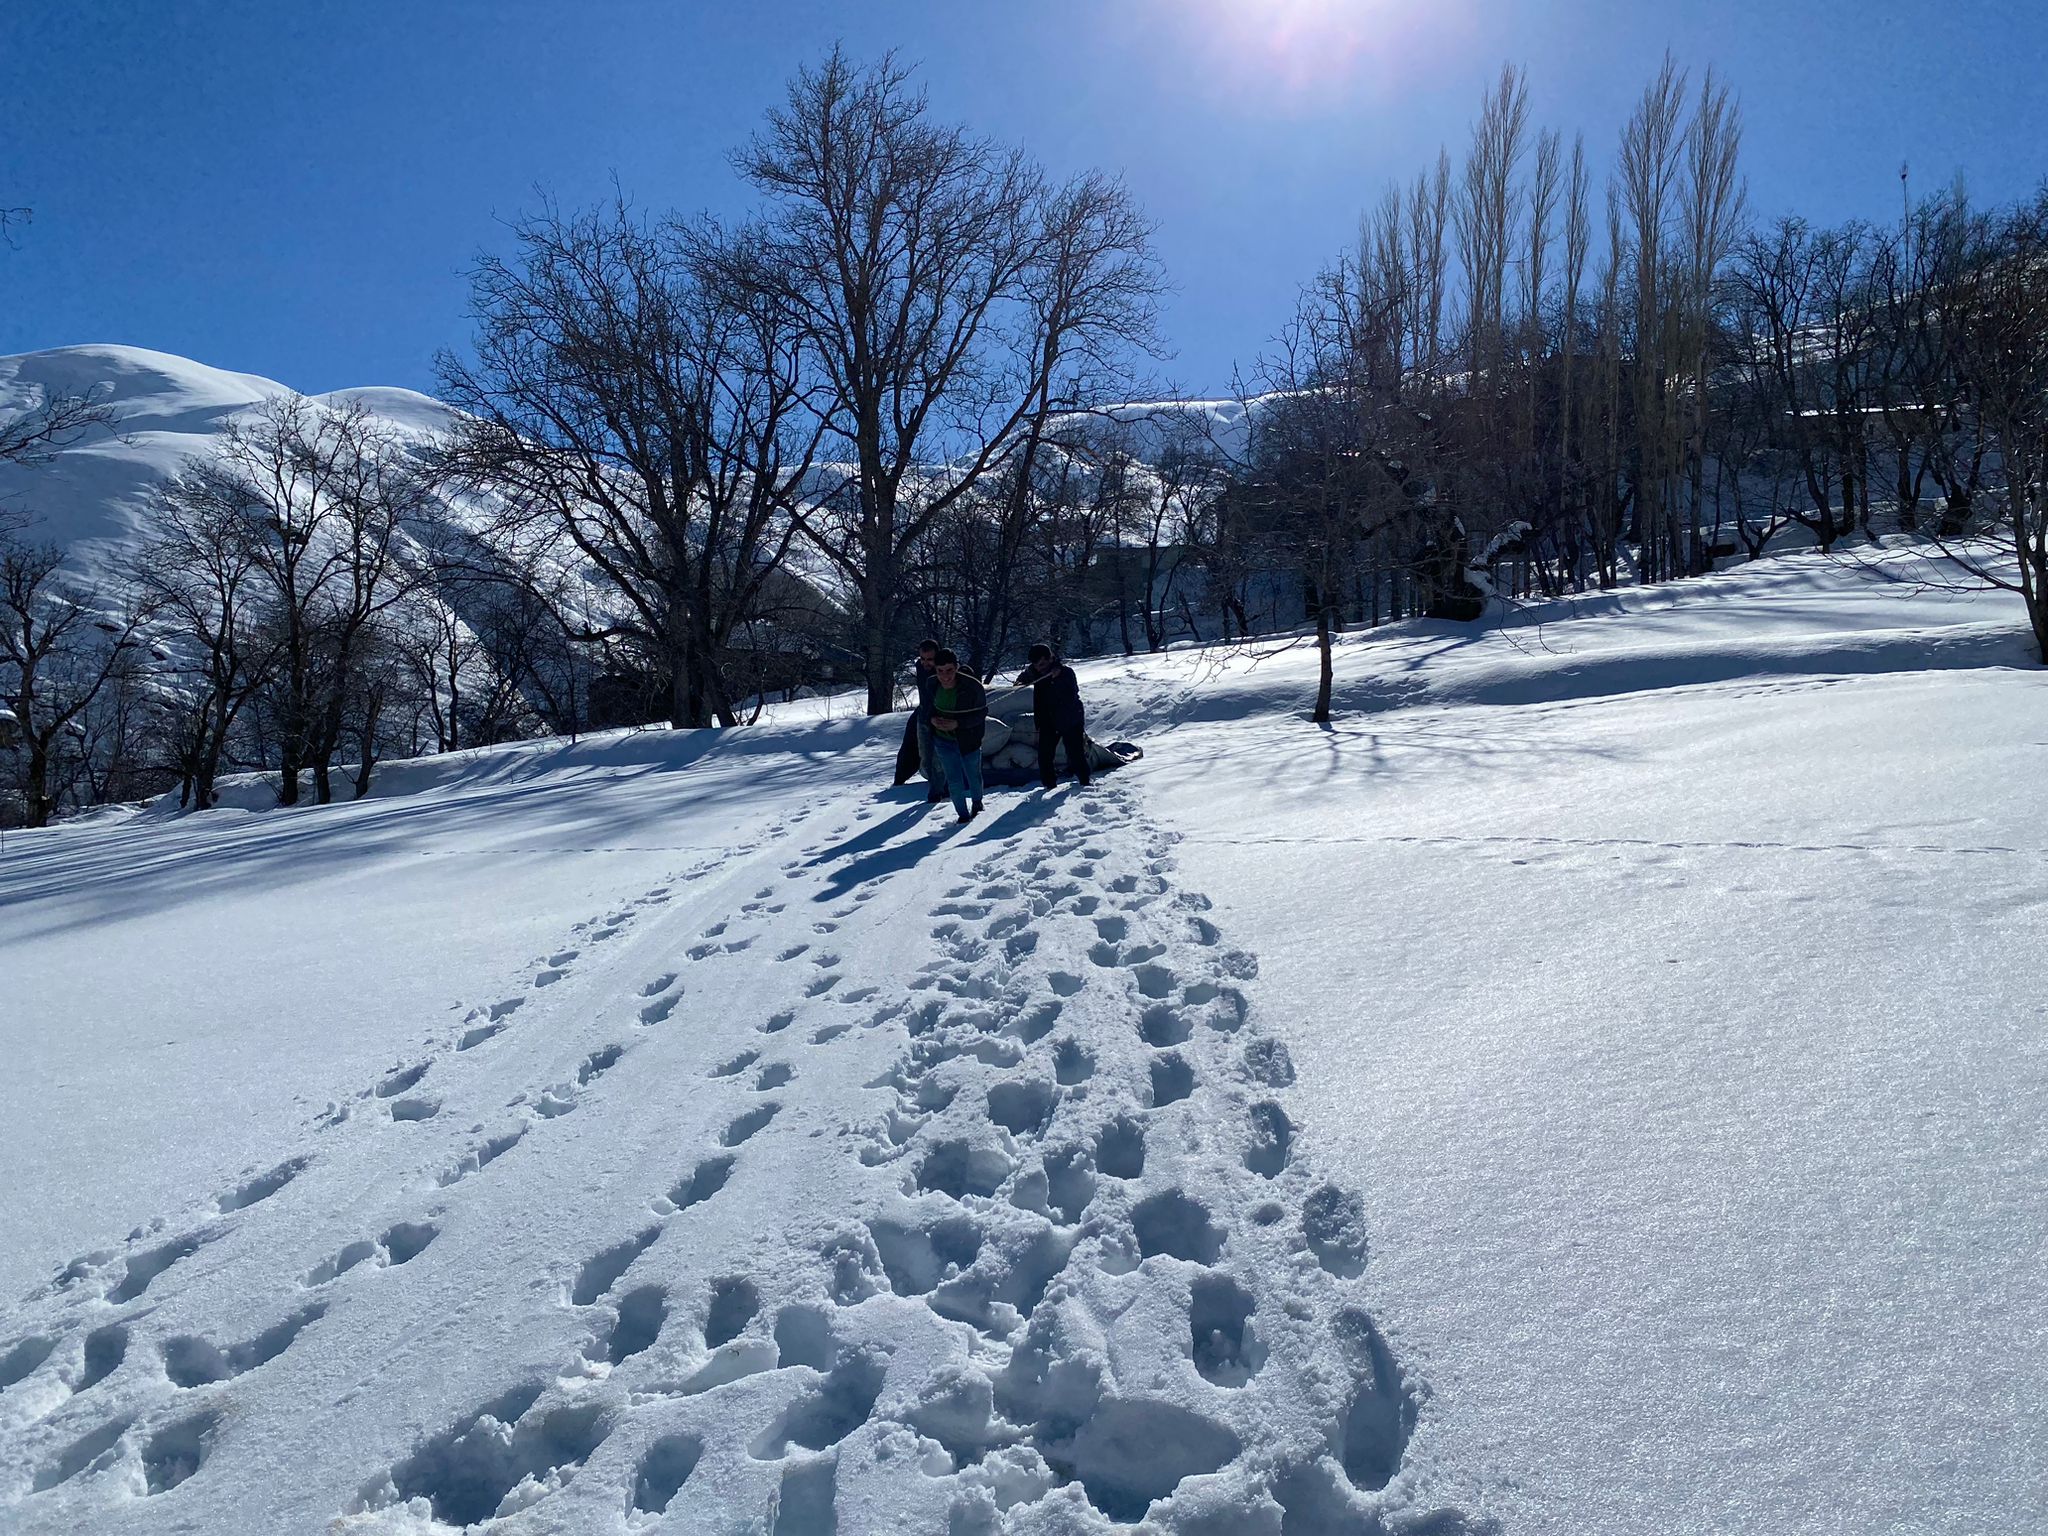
[0, 550, 2041, 1534]
[0, 345, 458, 576]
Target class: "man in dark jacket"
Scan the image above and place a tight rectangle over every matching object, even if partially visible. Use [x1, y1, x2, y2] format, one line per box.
[1016, 643, 1090, 790]
[926, 648, 988, 822]
[911, 638, 944, 801]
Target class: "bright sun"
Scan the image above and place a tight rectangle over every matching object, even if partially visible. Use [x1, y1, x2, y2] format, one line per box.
[1162, 0, 1467, 104]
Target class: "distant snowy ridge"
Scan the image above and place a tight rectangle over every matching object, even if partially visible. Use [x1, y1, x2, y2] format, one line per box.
[0, 345, 458, 577]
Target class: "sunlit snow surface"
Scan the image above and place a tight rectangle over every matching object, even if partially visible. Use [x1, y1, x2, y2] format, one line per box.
[1, 549, 2043, 1533]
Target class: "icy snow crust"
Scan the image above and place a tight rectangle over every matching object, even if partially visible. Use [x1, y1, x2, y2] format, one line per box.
[2, 549, 2044, 1533]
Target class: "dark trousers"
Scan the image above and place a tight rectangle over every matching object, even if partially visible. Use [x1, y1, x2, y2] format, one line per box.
[918, 713, 944, 798]
[1037, 720, 1090, 787]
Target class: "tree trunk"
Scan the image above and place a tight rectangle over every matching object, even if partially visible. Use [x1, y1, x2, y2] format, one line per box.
[23, 738, 53, 827]
[194, 737, 222, 812]
[670, 658, 699, 732]
[1311, 599, 1334, 724]
[1117, 564, 1134, 657]
[864, 619, 894, 716]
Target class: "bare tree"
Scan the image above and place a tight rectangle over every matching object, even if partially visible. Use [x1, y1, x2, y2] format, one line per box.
[1593, 183, 1630, 588]
[191, 394, 423, 805]
[134, 461, 279, 809]
[1120, 420, 1208, 653]
[1679, 68, 1746, 567]
[0, 211, 121, 480]
[1937, 191, 2048, 661]
[0, 537, 151, 826]
[440, 198, 825, 730]
[1455, 64, 1531, 385]
[1232, 261, 1432, 721]
[1558, 134, 1592, 561]
[1727, 217, 1875, 553]
[1617, 54, 1689, 580]
[1407, 152, 1453, 390]
[736, 49, 1163, 713]
[1522, 127, 1562, 460]
[0, 389, 118, 475]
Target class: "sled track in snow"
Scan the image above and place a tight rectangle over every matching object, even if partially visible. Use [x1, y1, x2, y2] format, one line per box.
[0, 786, 1470, 1533]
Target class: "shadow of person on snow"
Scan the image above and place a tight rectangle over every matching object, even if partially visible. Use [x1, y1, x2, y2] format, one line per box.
[810, 799, 951, 900]
[969, 788, 1068, 847]
[810, 784, 1070, 902]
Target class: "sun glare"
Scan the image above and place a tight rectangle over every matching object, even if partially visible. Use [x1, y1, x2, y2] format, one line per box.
[1156, 0, 1472, 106]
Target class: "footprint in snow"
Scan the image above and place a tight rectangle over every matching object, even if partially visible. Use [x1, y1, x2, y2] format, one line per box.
[107, 1232, 209, 1304]
[438, 1126, 526, 1188]
[352, 1385, 606, 1527]
[532, 1087, 578, 1119]
[600, 1285, 667, 1367]
[215, 1155, 310, 1214]
[162, 1302, 327, 1388]
[303, 1221, 437, 1287]
[667, 1155, 733, 1213]
[374, 1063, 429, 1098]
[721, 1103, 779, 1146]
[572, 1227, 660, 1305]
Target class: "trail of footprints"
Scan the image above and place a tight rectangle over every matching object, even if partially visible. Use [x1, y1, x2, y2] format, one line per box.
[1, 791, 1431, 1533]
[339, 789, 1419, 1532]
[796, 791, 1414, 1531]
[0, 859, 725, 1508]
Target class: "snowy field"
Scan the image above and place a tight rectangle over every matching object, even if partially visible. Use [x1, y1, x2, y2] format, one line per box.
[1, 551, 2042, 1534]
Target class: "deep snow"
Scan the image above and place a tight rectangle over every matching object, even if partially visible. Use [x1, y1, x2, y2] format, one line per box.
[1, 549, 2043, 1534]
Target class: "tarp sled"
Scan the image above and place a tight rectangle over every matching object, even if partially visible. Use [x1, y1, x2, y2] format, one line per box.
[893, 685, 1141, 788]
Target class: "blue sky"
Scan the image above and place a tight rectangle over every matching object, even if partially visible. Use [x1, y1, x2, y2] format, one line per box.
[4, 1, 2044, 399]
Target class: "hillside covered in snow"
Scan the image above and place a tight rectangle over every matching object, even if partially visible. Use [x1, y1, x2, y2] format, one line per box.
[1, 548, 2041, 1534]
[0, 346, 459, 577]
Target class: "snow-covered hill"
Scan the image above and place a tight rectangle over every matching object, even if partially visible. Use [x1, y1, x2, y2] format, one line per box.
[0, 549, 2041, 1534]
[0, 345, 459, 575]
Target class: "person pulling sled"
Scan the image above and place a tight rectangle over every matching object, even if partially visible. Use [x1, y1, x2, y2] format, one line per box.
[891, 638, 950, 802]
[927, 649, 988, 823]
[1015, 643, 1090, 790]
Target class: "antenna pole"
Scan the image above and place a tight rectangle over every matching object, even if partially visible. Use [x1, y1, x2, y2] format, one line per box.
[1900, 161, 1911, 260]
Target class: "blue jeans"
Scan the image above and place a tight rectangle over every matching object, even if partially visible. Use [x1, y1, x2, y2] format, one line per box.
[932, 736, 984, 816]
